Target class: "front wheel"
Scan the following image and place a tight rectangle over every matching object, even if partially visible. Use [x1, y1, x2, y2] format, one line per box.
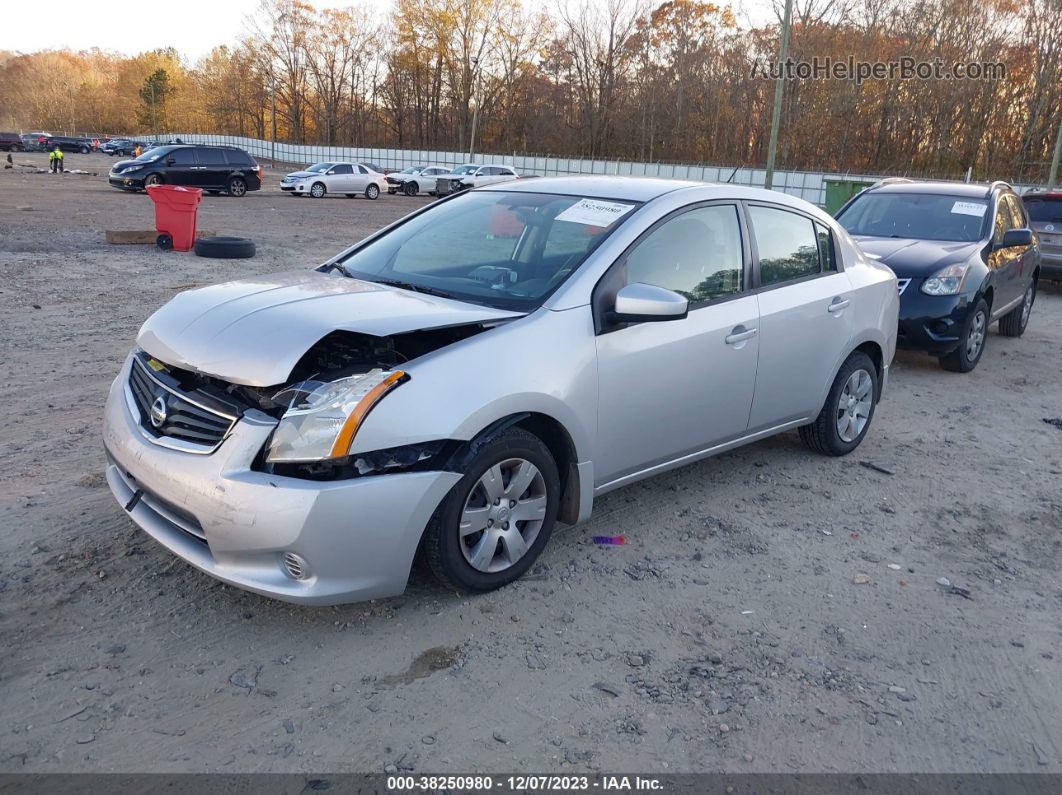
[940, 297, 988, 372]
[309, 181, 326, 198]
[423, 427, 559, 593]
[228, 176, 247, 197]
[365, 183, 380, 200]
[403, 181, 418, 197]
[144, 173, 162, 187]
[998, 282, 1035, 337]
[799, 351, 878, 456]
[79, 146, 89, 154]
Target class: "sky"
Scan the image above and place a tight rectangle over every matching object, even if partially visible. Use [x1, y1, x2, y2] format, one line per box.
[1, 0, 778, 62]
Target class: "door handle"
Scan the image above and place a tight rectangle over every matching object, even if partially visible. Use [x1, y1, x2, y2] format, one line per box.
[725, 327, 758, 345]
[828, 297, 850, 313]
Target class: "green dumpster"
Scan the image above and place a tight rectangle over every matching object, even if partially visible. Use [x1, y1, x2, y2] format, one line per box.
[825, 179, 874, 215]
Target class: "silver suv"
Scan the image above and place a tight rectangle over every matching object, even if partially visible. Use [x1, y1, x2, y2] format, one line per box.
[103, 177, 899, 604]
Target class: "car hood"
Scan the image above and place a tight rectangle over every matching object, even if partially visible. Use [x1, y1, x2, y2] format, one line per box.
[137, 269, 524, 386]
[284, 171, 319, 180]
[850, 236, 983, 277]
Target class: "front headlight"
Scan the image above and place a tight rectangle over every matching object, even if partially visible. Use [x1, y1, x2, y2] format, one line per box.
[119, 166, 142, 175]
[921, 262, 970, 296]
[266, 369, 406, 463]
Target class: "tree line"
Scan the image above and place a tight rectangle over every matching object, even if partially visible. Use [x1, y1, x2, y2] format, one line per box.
[0, 0, 1059, 183]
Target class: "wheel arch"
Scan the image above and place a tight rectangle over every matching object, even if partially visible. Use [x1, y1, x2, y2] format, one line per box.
[449, 411, 586, 526]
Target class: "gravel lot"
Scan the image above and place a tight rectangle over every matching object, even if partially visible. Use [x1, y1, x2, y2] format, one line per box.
[1, 151, 1061, 774]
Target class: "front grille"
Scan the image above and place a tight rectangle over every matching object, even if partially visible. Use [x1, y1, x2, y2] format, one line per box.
[897, 278, 911, 295]
[127, 357, 237, 452]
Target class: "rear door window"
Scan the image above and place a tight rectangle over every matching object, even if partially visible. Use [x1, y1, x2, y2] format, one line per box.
[749, 206, 822, 286]
[197, 148, 227, 166]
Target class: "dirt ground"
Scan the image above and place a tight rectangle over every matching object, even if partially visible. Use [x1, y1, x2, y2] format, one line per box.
[1, 151, 1061, 775]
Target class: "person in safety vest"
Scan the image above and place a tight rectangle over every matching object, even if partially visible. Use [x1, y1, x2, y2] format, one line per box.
[49, 145, 64, 174]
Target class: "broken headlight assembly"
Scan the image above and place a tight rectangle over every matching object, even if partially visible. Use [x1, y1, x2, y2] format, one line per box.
[265, 369, 407, 463]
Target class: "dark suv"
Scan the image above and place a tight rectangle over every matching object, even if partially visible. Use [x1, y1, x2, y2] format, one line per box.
[836, 179, 1039, 373]
[1021, 190, 1062, 280]
[108, 144, 262, 197]
[44, 136, 94, 154]
[0, 132, 24, 151]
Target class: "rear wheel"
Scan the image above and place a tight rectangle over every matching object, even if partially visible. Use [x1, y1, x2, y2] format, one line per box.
[423, 427, 559, 593]
[79, 145, 89, 154]
[939, 298, 988, 372]
[799, 351, 877, 456]
[227, 176, 247, 197]
[309, 181, 326, 198]
[998, 282, 1035, 337]
[365, 183, 380, 200]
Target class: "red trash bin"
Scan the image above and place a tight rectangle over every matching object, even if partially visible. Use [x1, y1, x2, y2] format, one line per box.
[146, 184, 202, 251]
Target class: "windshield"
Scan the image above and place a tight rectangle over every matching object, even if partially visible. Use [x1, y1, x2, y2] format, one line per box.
[133, 145, 173, 163]
[1024, 197, 1062, 224]
[337, 191, 641, 311]
[838, 193, 988, 242]
[305, 162, 334, 173]
[451, 165, 477, 175]
[400, 166, 424, 174]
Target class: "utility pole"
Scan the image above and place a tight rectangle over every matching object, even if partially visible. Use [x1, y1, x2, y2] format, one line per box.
[1048, 108, 1062, 191]
[469, 57, 482, 159]
[270, 72, 277, 164]
[764, 0, 794, 191]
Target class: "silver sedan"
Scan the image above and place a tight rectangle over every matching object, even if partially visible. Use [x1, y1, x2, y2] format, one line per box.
[103, 177, 898, 604]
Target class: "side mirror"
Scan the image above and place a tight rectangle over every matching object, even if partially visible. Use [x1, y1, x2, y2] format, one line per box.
[609, 282, 688, 324]
[327, 169, 337, 175]
[997, 228, 1033, 249]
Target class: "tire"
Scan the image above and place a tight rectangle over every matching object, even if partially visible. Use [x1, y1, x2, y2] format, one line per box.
[998, 282, 1035, 337]
[939, 297, 989, 372]
[156, 233, 173, 251]
[227, 176, 247, 197]
[144, 173, 162, 187]
[79, 146, 89, 154]
[799, 351, 878, 456]
[365, 183, 380, 200]
[309, 181, 326, 198]
[423, 427, 560, 594]
[403, 180, 418, 197]
[193, 236, 256, 259]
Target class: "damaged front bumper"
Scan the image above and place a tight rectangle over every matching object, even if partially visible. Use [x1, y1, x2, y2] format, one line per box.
[102, 355, 461, 605]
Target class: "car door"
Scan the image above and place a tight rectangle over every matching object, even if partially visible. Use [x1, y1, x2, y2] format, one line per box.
[350, 164, 371, 192]
[194, 147, 228, 189]
[163, 147, 198, 186]
[326, 163, 355, 193]
[745, 203, 854, 431]
[593, 202, 760, 487]
[986, 194, 1023, 312]
[997, 194, 1032, 312]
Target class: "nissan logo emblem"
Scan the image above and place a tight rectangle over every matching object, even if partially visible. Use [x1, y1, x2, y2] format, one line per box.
[149, 396, 168, 429]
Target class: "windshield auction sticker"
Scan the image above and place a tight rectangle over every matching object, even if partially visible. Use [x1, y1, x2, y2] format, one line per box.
[951, 201, 987, 217]
[556, 199, 636, 227]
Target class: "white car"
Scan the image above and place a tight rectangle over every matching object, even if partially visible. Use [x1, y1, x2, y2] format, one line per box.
[386, 165, 452, 196]
[280, 162, 386, 199]
[436, 164, 519, 196]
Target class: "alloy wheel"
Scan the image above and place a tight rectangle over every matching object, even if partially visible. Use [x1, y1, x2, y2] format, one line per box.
[1020, 286, 1034, 330]
[459, 458, 548, 573]
[310, 183, 325, 198]
[966, 309, 986, 360]
[835, 368, 873, 443]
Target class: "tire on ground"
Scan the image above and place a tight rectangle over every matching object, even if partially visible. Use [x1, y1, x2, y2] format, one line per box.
[799, 350, 878, 456]
[193, 236, 256, 259]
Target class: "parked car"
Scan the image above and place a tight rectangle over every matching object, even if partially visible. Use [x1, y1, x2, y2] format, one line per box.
[102, 176, 897, 605]
[279, 161, 386, 199]
[836, 179, 1039, 373]
[0, 132, 24, 151]
[435, 164, 519, 196]
[386, 165, 452, 196]
[1021, 190, 1062, 280]
[101, 139, 143, 156]
[44, 135, 94, 154]
[108, 144, 262, 196]
[21, 132, 50, 151]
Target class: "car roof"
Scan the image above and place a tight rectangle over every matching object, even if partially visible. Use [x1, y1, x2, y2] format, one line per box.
[864, 180, 1002, 199]
[483, 175, 709, 202]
